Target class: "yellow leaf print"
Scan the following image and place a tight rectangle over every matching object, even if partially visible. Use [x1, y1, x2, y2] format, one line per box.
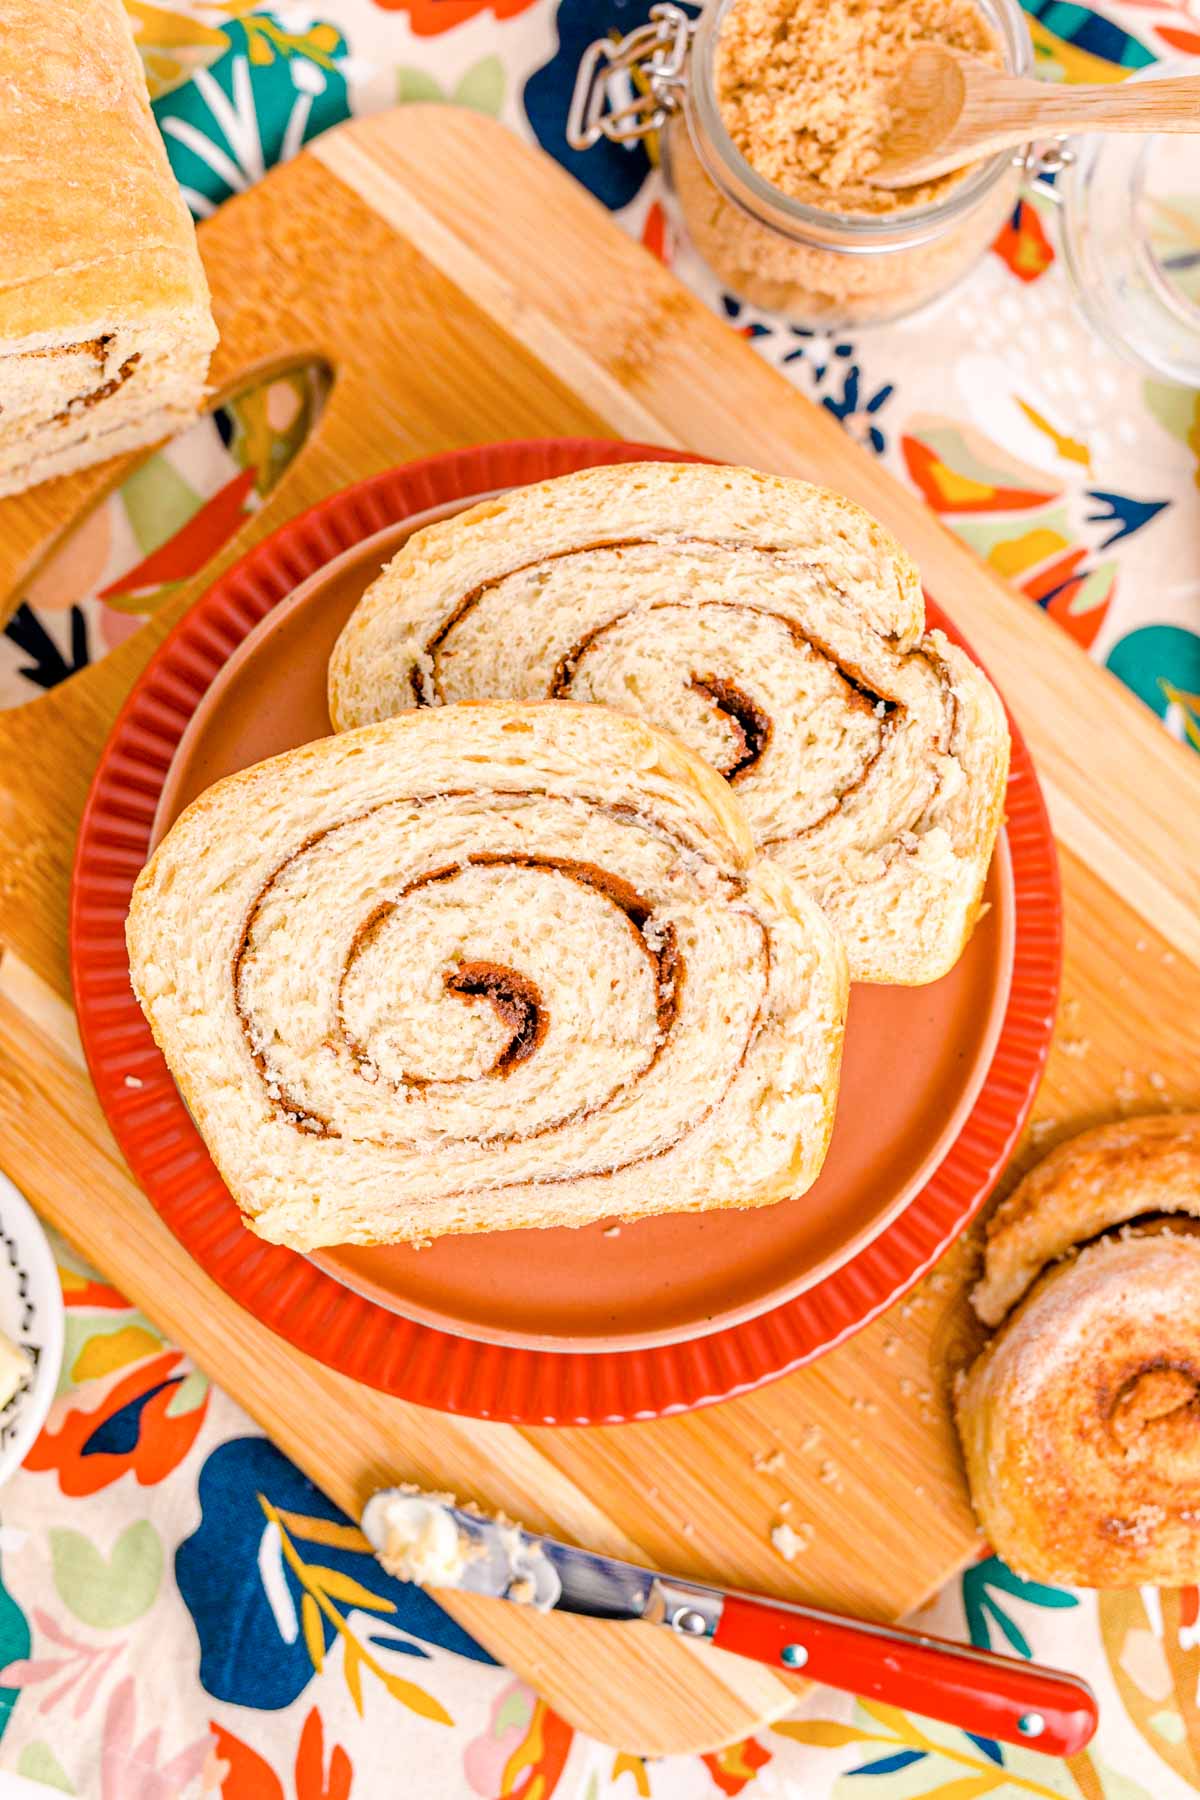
[256, 1496, 454, 1727]
[1015, 398, 1091, 469]
[124, 1, 228, 49]
[274, 1509, 372, 1554]
[855, 1699, 924, 1743]
[379, 1669, 453, 1725]
[611, 1751, 651, 1794]
[774, 1720, 882, 1747]
[307, 1565, 397, 1614]
[72, 1323, 162, 1382]
[301, 1591, 324, 1674]
[343, 1636, 365, 1716]
[1100, 1588, 1199, 1787]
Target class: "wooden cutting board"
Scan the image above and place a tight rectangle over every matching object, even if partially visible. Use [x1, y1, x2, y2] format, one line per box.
[1, 109, 1197, 1758]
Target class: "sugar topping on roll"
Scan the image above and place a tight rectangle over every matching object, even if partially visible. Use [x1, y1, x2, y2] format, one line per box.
[957, 1114, 1200, 1588]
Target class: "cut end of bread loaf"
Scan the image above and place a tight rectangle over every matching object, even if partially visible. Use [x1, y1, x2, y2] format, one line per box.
[0, 312, 216, 497]
[327, 462, 1009, 986]
[127, 702, 848, 1252]
[0, 1, 217, 497]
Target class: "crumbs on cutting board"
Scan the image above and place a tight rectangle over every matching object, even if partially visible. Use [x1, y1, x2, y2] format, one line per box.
[771, 1519, 814, 1562]
[1116, 1068, 1142, 1110]
[752, 1447, 785, 1473]
[602, 1225, 621, 1238]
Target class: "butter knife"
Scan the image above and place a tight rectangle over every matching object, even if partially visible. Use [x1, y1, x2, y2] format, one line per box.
[361, 1488, 1097, 1756]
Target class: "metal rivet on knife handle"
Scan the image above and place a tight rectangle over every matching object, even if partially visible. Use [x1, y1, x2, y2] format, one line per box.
[1019, 1712, 1046, 1737]
[780, 1643, 809, 1669]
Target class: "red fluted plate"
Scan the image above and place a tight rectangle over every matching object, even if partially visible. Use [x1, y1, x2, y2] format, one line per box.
[71, 439, 1061, 1424]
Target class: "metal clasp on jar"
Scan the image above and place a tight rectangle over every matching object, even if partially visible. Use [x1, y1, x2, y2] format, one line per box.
[566, 3, 694, 150]
[1018, 140, 1077, 206]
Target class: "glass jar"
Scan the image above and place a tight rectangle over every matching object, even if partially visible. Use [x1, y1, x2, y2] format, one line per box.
[569, 0, 1033, 330]
[1048, 66, 1200, 388]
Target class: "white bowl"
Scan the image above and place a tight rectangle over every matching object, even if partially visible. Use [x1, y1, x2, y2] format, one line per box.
[0, 1174, 65, 1484]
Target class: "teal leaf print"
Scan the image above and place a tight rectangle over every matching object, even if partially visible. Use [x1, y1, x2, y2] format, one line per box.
[153, 17, 350, 216]
[962, 1557, 1077, 1662]
[0, 1544, 30, 1740]
[50, 1523, 163, 1629]
[1106, 623, 1200, 754]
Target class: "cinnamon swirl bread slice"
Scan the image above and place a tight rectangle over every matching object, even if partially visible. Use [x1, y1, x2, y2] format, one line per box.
[329, 464, 1010, 984]
[127, 703, 847, 1251]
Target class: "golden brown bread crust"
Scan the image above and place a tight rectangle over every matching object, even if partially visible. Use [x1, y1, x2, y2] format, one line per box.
[972, 1113, 1200, 1326]
[957, 1115, 1200, 1587]
[0, 0, 211, 345]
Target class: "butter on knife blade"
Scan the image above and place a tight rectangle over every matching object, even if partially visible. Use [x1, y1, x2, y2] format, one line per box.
[362, 1487, 564, 1610]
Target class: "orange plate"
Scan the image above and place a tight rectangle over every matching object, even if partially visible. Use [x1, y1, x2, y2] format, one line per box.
[156, 484, 1010, 1353]
[73, 439, 1060, 1419]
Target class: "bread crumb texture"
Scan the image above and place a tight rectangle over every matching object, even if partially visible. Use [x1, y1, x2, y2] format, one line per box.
[715, 0, 1001, 214]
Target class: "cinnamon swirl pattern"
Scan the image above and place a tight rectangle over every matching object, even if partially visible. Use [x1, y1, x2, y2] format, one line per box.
[328, 465, 1010, 985]
[957, 1115, 1200, 1587]
[127, 703, 848, 1252]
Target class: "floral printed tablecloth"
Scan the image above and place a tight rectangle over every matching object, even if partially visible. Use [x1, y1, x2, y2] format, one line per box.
[1, 2, 1199, 1796]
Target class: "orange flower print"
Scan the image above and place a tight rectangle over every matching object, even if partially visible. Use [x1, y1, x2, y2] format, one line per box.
[25, 1349, 207, 1495]
[701, 1735, 773, 1794]
[464, 1680, 573, 1798]
[213, 1707, 353, 1800]
[371, 0, 539, 36]
[993, 199, 1055, 284]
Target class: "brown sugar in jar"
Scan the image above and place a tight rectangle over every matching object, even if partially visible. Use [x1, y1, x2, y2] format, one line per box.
[659, 0, 1033, 326]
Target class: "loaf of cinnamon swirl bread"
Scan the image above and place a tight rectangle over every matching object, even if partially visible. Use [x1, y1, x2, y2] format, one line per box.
[126, 703, 848, 1251]
[328, 465, 1010, 985]
[0, 0, 217, 496]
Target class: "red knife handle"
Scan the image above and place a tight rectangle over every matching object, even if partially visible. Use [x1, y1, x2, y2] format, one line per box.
[711, 1593, 1097, 1757]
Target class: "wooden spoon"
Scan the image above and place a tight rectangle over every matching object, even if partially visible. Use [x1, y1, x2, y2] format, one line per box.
[870, 45, 1200, 189]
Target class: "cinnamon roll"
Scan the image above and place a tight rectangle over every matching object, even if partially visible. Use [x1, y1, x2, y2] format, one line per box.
[328, 464, 1010, 985]
[127, 702, 848, 1251]
[972, 1113, 1200, 1326]
[957, 1115, 1200, 1586]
